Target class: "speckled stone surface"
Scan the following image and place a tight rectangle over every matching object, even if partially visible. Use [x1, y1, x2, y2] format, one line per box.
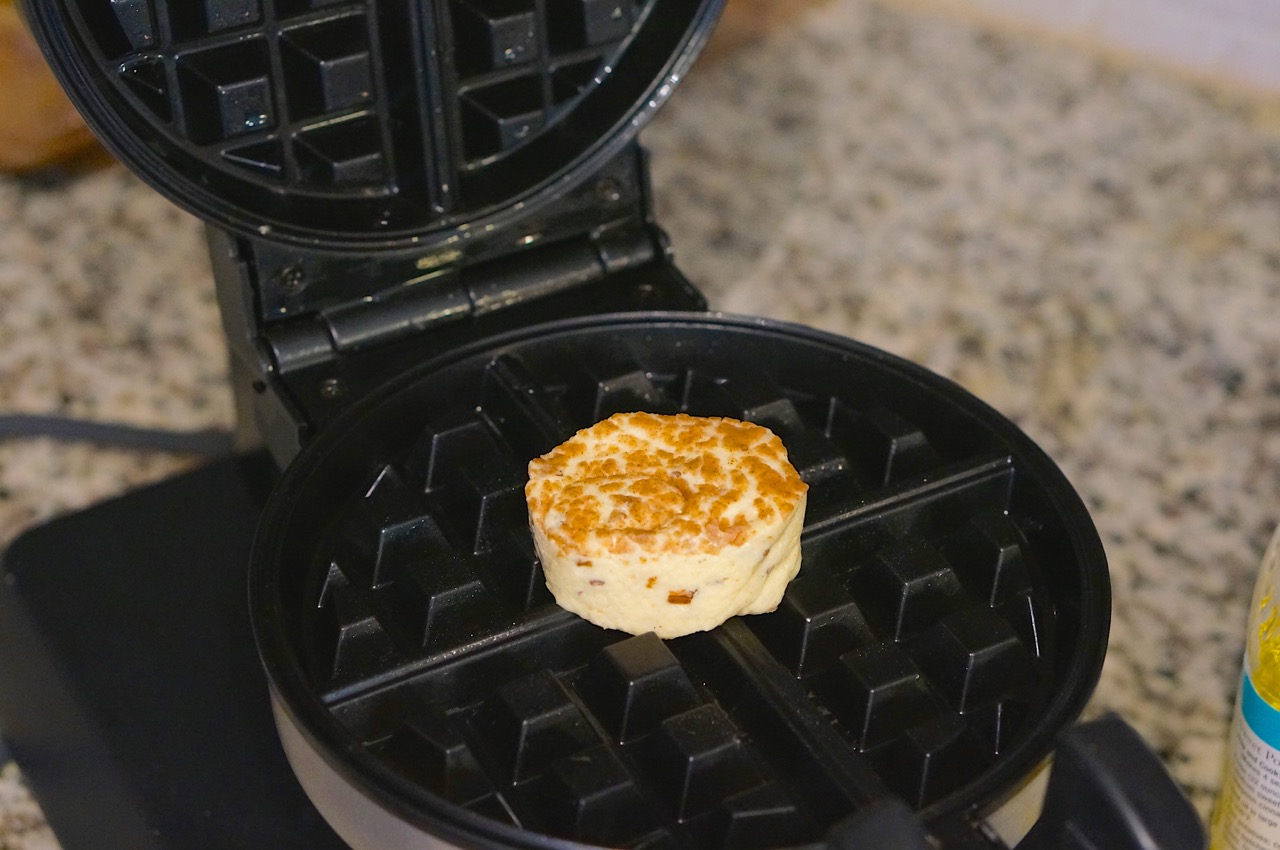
[3, 0, 1280, 845]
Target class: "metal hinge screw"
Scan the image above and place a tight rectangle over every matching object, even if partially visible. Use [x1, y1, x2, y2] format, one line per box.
[318, 378, 346, 401]
[274, 264, 306, 294]
[596, 178, 623, 205]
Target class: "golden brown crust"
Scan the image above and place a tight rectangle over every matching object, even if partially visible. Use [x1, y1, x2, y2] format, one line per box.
[526, 412, 808, 558]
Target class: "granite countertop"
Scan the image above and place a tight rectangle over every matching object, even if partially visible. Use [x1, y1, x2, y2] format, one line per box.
[4, 0, 1280, 845]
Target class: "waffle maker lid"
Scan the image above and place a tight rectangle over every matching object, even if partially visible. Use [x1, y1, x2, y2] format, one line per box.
[21, 0, 728, 455]
[21, 0, 721, 251]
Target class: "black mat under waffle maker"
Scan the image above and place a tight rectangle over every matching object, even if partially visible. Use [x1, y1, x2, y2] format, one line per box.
[1, 1, 1206, 848]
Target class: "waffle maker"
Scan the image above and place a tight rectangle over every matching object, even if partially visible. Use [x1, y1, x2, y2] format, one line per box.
[1, 0, 1206, 848]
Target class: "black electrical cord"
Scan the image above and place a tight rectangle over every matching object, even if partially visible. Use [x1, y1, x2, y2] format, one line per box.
[0, 414, 236, 457]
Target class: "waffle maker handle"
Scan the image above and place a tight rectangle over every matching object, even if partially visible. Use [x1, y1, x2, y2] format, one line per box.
[826, 798, 935, 850]
[825, 714, 1205, 850]
[1014, 713, 1207, 850]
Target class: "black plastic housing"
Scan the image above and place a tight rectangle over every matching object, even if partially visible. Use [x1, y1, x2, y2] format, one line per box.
[251, 313, 1113, 849]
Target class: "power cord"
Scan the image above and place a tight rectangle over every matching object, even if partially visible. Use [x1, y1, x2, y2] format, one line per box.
[0, 414, 236, 457]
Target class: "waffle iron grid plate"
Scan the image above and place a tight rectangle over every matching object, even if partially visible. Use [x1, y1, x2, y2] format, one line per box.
[29, 0, 717, 247]
[252, 313, 1109, 850]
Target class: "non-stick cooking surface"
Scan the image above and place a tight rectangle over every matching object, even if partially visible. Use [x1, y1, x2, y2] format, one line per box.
[24, 0, 719, 247]
[253, 313, 1109, 848]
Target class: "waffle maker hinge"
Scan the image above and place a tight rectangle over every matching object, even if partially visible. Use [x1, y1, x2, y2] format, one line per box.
[208, 143, 707, 465]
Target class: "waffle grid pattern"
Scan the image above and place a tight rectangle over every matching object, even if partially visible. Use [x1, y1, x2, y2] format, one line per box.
[65, 0, 644, 201]
[286, 327, 1072, 848]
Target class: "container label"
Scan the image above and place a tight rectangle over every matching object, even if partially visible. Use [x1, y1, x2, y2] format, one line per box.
[1214, 675, 1280, 849]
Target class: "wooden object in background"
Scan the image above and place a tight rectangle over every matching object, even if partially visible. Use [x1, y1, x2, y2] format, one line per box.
[0, 0, 103, 172]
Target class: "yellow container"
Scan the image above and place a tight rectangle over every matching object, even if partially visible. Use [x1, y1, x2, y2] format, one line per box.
[1212, 525, 1280, 849]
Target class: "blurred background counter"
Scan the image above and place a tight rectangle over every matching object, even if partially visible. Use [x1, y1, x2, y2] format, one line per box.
[3, 0, 1280, 845]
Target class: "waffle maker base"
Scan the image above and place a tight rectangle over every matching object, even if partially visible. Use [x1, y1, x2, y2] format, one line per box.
[251, 311, 1110, 850]
[0, 451, 348, 849]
